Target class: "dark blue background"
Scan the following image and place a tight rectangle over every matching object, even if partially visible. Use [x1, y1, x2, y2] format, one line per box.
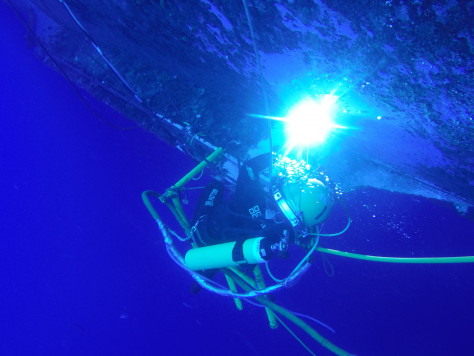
[1, 3, 473, 356]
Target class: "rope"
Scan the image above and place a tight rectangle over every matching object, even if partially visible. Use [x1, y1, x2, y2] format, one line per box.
[242, 0, 273, 169]
[309, 218, 352, 237]
[60, 0, 142, 104]
[6, 0, 142, 130]
[273, 314, 317, 356]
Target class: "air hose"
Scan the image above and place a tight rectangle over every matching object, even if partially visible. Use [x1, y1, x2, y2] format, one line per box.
[316, 247, 474, 264]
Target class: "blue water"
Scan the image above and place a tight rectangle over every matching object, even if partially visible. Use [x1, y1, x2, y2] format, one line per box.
[1, 3, 473, 356]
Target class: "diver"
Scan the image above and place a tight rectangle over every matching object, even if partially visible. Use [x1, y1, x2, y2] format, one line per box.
[185, 153, 334, 278]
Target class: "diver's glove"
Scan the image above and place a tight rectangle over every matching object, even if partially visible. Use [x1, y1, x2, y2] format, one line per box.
[271, 229, 290, 259]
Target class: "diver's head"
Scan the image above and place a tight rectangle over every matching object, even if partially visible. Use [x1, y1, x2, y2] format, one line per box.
[274, 178, 332, 230]
[284, 178, 332, 225]
[271, 154, 334, 236]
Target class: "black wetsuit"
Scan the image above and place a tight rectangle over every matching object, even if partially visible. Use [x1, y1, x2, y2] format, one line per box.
[188, 154, 293, 293]
[191, 154, 293, 247]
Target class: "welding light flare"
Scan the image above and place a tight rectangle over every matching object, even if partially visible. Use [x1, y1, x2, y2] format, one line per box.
[249, 94, 347, 148]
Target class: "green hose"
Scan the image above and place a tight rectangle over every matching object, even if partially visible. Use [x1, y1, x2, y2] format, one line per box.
[224, 269, 352, 356]
[316, 247, 474, 264]
[142, 190, 160, 220]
